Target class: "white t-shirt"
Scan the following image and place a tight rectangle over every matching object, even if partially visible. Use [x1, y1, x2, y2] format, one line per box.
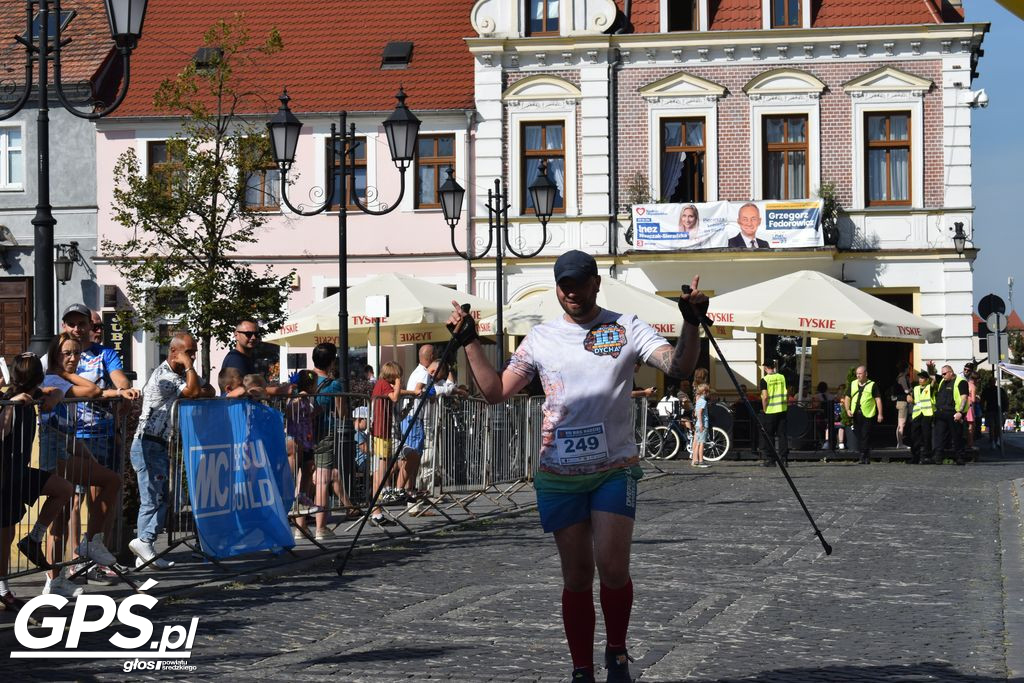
[406, 364, 454, 415]
[507, 308, 668, 475]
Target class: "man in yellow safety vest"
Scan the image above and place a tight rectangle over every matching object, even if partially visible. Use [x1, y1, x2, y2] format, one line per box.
[844, 365, 883, 464]
[932, 364, 968, 466]
[908, 370, 934, 464]
[759, 359, 789, 467]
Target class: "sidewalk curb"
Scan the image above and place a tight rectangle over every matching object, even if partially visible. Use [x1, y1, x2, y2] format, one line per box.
[999, 478, 1024, 679]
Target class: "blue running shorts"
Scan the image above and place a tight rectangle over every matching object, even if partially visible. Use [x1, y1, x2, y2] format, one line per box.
[536, 469, 637, 533]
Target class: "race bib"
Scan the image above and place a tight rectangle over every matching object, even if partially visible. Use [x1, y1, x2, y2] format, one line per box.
[554, 423, 609, 466]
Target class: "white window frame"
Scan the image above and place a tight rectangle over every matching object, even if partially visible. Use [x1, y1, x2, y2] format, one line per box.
[0, 123, 25, 191]
[660, 0, 709, 32]
[401, 128, 466, 213]
[851, 98, 924, 211]
[509, 110, 577, 218]
[648, 101, 719, 203]
[750, 100, 820, 201]
[762, 0, 810, 29]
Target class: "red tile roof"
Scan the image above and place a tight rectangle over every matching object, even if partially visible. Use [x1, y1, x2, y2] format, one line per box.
[973, 311, 1024, 333]
[108, 2, 476, 119]
[0, 0, 115, 85]
[625, 0, 959, 32]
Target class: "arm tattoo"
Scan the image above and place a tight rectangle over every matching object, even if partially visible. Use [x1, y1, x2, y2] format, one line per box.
[647, 333, 698, 379]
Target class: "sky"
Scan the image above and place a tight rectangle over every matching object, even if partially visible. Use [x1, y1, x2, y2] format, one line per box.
[968, 0, 1022, 311]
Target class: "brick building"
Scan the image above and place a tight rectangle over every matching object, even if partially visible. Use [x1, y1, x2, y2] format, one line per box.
[464, 0, 987, 402]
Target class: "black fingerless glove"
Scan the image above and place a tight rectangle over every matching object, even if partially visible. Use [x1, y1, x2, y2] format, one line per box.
[678, 284, 711, 326]
[446, 304, 478, 346]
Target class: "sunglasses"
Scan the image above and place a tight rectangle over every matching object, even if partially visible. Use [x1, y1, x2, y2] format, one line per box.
[236, 330, 260, 339]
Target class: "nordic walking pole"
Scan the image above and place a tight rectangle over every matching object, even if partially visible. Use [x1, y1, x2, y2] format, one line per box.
[681, 285, 833, 556]
[334, 305, 471, 577]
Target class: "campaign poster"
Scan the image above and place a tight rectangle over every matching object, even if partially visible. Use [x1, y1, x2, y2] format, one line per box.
[631, 199, 824, 251]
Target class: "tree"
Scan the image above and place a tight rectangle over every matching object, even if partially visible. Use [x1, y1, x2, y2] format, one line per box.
[102, 15, 292, 376]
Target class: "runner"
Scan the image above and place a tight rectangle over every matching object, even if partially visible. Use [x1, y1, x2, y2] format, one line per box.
[445, 250, 707, 683]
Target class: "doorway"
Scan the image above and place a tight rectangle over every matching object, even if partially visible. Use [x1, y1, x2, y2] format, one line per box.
[0, 278, 32, 363]
[866, 293, 914, 447]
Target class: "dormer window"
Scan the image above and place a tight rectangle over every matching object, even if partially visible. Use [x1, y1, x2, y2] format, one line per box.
[526, 0, 559, 36]
[770, 0, 800, 28]
[668, 0, 699, 31]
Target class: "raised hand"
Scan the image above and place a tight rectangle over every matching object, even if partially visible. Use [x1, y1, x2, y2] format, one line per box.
[446, 301, 478, 346]
[678, 275, 711, 326]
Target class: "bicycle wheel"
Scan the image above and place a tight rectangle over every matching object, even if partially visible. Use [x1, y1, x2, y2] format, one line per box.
[703, 427, 731, 461]
[652, 425, 681, 460]
[643, 427, 663, 459]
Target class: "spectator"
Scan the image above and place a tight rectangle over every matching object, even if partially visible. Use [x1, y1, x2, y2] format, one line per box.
[218, 367, 244, 397]
[219, 318, 290, 396]
[285, 370, 319, 539]
[352, 406, 370, 470]
[964, 367, 978, 450]
[399, 345, 436, 504]
[692, 383, 710, 468]
[60, 305, 139, 584]
[812, 381, 834, 450]
[39, 333, 123, 594]
[893, 361, 912, 449]
[982, 380, 1009, 449]
[129, 332, 214, 569]
[369, 361, 416, 525]
[350, 363, 375, 396]
[833, 383, 847, 451]
[242, 373, 269, 399]
[1, 353, 74, 607]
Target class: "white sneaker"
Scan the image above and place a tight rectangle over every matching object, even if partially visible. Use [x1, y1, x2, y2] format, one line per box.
[314, 527, 336, 541]
[293, 527, 305, 541]
[838, 443, 846, 450]
[77, 534, 117, 567]
[44, 575, 84, 598]
[129, 538, 175, 569]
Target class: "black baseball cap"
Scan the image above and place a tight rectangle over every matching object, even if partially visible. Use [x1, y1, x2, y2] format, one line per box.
[61, 303, 91, 321]
[553, 250, 598, 283]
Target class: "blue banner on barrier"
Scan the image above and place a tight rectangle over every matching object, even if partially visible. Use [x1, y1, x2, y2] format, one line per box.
[179, 400, 296, 558]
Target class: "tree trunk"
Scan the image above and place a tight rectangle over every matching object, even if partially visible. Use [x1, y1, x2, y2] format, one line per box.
[201, 333, 212, 379]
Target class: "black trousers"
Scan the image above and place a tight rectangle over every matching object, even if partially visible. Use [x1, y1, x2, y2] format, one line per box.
[910, 415, 932, 462]
[986, 411, 1002, 447]
[763, 411, 789, 462]
[932, 411, 965, 463]
[854, 413, 874, 460]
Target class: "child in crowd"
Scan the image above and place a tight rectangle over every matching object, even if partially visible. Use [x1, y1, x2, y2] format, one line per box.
[691, 383, 711, 468]
[242, 374, 268, 399]
[286, 371, 319, 538]
[0, 353, 74, 608]
[218, 367, 244, 397]
[369, 362, 418, 526]
[352, 406, 370, 471]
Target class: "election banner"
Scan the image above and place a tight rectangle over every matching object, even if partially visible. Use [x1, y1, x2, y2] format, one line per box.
[179, 400, 296, 558]
[631, 199, 824, 251]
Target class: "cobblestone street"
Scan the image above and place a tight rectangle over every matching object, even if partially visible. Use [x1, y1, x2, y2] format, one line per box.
[5, 440, 1024, 682]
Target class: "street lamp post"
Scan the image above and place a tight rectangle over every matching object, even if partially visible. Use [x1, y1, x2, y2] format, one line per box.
[267, 89, 420, 392]
[1, 0, 148, 354]
[438, 164, 557, 366]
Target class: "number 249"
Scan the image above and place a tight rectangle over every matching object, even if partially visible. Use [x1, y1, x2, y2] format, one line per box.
[563, 436, 600, 453]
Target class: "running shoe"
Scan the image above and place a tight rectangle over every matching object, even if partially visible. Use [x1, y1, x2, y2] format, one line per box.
[16, 536, 50, 570]
[604, 650, 634, 683]
[315, 527, 336, 541]
[371, 515, 395, 527]
[293, 493, 323, 515]
[0, 591, 25, 612]
[697, 462, 710, 468]
[87, 565, 120, 585]
[129, 538, 175, 569]
[77, 534, 117, 567]
[43, 575, 84, 598]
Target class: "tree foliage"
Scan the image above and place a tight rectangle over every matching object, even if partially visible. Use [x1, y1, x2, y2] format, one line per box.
[102, 15, 291, 375]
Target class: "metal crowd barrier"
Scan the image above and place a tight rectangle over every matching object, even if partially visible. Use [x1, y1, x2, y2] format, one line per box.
[1, 396, 134, 590]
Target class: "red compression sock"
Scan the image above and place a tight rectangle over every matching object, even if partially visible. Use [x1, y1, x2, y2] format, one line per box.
[562, 587, 596, 671]
[600, 579, 634, 649]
